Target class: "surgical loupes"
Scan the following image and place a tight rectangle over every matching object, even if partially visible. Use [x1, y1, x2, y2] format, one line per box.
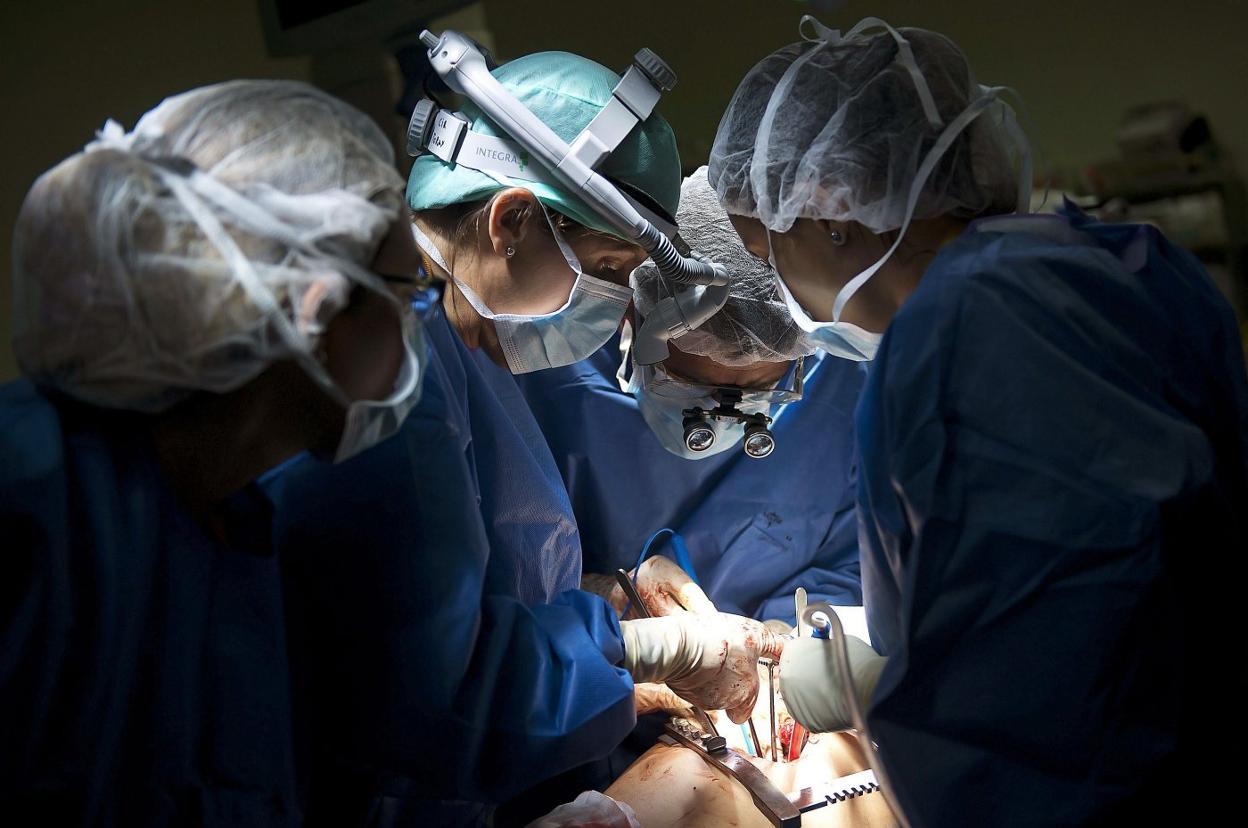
[681, 387, 776, 459]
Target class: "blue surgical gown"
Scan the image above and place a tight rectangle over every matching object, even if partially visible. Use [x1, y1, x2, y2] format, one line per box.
[0, 381, 299, 826]
[857, 205, 1248, 826]
[268, 308, 635, 819]
[517, 343, 865, 621]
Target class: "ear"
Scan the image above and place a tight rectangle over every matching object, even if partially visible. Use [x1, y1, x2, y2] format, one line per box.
[486, 188, 541, 258]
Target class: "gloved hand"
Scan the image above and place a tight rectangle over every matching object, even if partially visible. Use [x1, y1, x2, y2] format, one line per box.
[621, 611, 785, 723]
[779, 635, 887, 733]
[633, 682, 694, 718]
[526, 790, 640, 828]
[609, 556, 718, 618]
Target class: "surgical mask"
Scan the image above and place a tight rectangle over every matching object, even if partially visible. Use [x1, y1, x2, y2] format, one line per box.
[331, 304, 427, 463]
[767, 234, 884, 362]
[411, 208, 633, 374]
[633, 376, 769, 460]
[621, 328, 801, 459]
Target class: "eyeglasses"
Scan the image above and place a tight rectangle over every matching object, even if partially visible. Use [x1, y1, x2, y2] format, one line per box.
[641, 355, 806, 407]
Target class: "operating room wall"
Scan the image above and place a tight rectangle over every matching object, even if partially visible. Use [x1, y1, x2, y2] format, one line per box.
[485, 0, 1248, 179]
[2, 0, 1246, 384]
[0, 0, 313, 384]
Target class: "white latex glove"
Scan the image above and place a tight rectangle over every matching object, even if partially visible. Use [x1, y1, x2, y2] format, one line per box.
[621, 611, 785, 723]
[762, 618, 795, 636]
[779, 635, 887, 733]
[608, 556, 718, 618]
[526, 790, 640, 828]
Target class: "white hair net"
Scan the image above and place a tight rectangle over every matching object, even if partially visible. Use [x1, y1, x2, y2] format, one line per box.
[709, 17, 1028, 234]
[12, 79, 406, 412]
[631, 167, 813, 367]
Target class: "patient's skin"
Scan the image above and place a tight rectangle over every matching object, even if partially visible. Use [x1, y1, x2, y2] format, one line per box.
[606, 732, 896, 828]
[606, 675, 897, 828]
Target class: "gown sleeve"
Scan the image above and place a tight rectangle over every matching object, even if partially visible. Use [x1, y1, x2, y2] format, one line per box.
[271, 368, 636, 805]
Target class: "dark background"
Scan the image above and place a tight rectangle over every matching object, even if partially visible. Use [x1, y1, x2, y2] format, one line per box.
[3, 0, 1246, 381]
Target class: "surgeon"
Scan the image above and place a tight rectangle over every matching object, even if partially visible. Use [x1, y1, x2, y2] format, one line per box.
[710, 16, 1248, 827]
[267, 48, 782, 826]
[0, 80, 424, 824]
[519, 167, 865, 622]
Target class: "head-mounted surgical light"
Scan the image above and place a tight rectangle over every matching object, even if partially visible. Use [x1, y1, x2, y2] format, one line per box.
[410, 29, 731, 365]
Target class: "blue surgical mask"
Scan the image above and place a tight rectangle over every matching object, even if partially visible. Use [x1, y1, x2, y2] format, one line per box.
[411, 207, 633, 374]
[767, 232, 883, 362]
[633, 378, 770, 460]
[334, 306, 426, 462]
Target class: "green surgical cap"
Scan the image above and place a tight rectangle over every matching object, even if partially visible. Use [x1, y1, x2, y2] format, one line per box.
[406, 51, 681, 238]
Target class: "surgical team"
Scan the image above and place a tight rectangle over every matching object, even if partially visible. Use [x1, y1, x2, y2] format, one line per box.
[1, 14, 1244, 828]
